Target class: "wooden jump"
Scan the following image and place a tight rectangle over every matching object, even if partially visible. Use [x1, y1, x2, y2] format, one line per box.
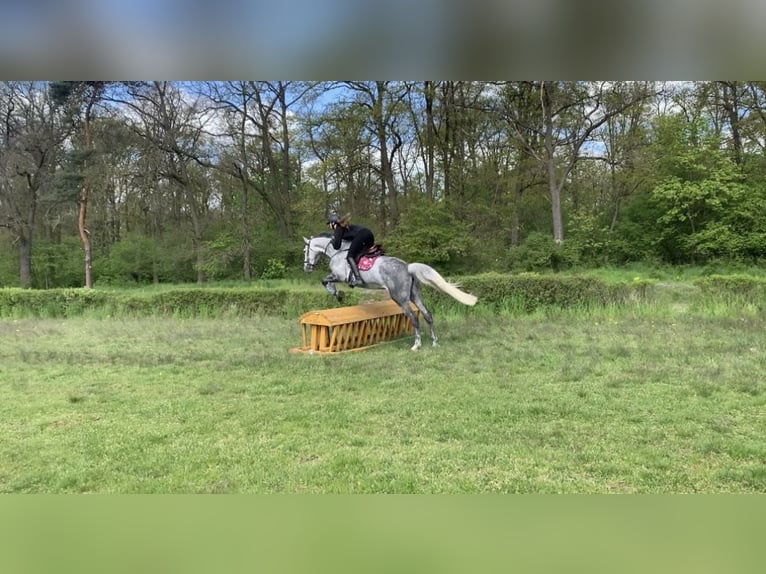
[290, 300, 419, 354]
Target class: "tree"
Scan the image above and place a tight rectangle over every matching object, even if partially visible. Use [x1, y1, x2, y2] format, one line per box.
[0, 82, 67, 287]
[121, 81, 214, 284]
[302, 85, 376, 222]
[50, 81, 110, 288]
[404, 81, 438, 201]
[344, 81, 410, 230]
[384, 194, 472, 267]
[505, 81, 652, 245]
[495, 81, 547, 247]
[649, 112, 765, 262]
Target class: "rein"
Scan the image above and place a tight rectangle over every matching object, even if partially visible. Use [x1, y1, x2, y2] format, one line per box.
[305, 237, 348, 271]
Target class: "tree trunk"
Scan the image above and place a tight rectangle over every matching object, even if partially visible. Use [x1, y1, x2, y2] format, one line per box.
[442, 82, 454, 200]
[80, 95, 96, 288]
[610, 198, 621, 233]
[278, 84, 293, 238]
[18, 230, 32, 288]
[542, 82, 564, 245]
[240, 173, 252, 281]
[424, 81, 436, 201]
[78, 186, 93, 288]
[511, 179, 523, 248]
[236, 85, 252, 281]
[374, 81, 399, 228]
[550, 179, 564, 245]
[721, 81, 743, 166]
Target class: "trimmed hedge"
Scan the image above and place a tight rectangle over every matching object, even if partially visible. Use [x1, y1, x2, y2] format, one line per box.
[0, 273, 652, 318]
[0, 287, 363, 319]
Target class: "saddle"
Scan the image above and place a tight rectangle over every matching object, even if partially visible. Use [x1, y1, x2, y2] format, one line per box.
[357, 244, 384, 271]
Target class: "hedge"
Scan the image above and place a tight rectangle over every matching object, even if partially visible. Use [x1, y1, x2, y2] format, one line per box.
[0, 274, 652, 318]
[0, 287, 363, 319]
[454, 272, 650, 311]
[694, 275, 766, 302]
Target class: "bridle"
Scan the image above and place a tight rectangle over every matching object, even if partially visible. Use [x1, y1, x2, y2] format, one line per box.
[303, 238, 320, 271]
[304, 236, 347, 272]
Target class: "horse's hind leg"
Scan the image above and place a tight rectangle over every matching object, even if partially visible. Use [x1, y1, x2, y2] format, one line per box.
[392, 293, 422, 351]
[410, 280, 437, 347]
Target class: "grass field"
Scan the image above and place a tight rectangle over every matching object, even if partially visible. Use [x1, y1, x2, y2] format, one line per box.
[1, 294, 766, 493]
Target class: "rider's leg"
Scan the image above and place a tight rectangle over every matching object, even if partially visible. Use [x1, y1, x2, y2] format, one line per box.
[347, 256, 364, 287]
[347, 234, 372, 287]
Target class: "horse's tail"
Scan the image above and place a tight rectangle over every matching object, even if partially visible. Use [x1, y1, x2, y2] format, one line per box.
[407, 263, 477, 306]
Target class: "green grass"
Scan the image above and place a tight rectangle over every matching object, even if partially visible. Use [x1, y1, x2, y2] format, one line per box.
[576, 261, 766, 283]
[2, 299, 766, 493]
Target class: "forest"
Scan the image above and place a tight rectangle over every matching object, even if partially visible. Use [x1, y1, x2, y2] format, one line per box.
[2, 81, 765, 289]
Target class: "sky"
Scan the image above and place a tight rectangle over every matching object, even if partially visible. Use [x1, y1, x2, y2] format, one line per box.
[0, 0, 763, 78]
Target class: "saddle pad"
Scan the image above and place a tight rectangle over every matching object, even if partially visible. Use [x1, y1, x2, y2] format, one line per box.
[358, 256, 379, 271]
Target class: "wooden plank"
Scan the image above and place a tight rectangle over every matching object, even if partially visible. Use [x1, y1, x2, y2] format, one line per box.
[298, 300, 416, 327]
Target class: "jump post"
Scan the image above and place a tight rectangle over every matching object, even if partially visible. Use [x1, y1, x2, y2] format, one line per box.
[290, 300, 419, 354]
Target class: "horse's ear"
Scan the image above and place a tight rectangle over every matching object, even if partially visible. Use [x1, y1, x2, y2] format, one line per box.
[303, 237, 309, 244]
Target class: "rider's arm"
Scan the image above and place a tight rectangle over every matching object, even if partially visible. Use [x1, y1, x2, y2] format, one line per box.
[331, 226, 344, 249]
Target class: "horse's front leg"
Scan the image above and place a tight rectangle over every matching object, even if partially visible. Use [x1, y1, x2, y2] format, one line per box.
[321, 274, 345, 303]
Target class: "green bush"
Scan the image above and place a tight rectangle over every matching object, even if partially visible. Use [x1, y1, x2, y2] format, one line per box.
[96, 235, 158, 284]
[0, 238, 17, 287]
[94, 232, 198, 285]
[506, 232, 581, 272]
[451, 272, 647, 312]
[260, 258, 288, 280]
[0, 286, 364, 319]
[199, 232, 241, 281]
[0, 288, 111, 317]
[386, 197, 473, 266]
[694, 275, 766, 302]
[32, 238, 85, 288]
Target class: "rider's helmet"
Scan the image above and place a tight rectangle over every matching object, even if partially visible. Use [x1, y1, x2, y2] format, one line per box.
[327, 213, 340, 225]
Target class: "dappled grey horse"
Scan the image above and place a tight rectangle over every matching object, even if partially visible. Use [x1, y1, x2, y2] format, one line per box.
[303, 235, 477, 351]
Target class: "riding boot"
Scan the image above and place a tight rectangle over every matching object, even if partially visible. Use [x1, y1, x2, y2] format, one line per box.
[347, 258, 365, 287]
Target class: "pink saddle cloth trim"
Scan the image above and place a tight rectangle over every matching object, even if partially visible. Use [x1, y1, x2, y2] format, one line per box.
[358, 256, 379, 271]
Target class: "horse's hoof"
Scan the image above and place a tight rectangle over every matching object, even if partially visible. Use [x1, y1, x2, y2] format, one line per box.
[336, 291, 345, 303]
[410, 345, 420, 352]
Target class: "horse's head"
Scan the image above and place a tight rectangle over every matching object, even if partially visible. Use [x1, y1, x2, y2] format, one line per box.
[302, 236, 324, 272]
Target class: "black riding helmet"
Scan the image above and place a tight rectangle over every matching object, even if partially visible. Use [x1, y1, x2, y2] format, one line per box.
[327, 213, 340, 224]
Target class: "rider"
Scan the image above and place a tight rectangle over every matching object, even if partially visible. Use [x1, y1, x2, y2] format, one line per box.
[327, 213, 374, 287]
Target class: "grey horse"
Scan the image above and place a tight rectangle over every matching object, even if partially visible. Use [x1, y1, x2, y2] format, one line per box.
[303, 235, 477, 351]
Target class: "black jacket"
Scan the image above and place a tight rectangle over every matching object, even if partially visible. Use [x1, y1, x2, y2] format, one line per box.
[331, 224, 372, 250]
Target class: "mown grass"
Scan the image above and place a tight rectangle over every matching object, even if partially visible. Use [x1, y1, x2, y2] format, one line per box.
[2, 291, 765, 493]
